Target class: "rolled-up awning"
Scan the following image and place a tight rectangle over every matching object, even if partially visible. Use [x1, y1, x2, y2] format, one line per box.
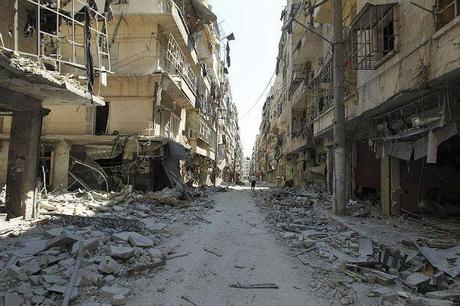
[190, 0, 217, 23]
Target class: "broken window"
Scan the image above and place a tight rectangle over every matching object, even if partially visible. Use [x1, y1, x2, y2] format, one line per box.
[350, 3, 399, 70]
[95, 102, 110, 135]
[436, 0, 460, 30]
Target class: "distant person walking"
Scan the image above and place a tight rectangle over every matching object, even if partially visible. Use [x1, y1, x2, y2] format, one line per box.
[249, 175, 257, 191]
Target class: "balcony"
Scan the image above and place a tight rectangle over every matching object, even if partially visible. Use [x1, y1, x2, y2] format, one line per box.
[155, 34, 197, 109]
[0, 0, 111, 106]
[112, 0, 198, 65]
[187, 112, 216, 159]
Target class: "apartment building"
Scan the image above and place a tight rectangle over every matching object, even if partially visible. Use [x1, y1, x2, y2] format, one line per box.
[0, 0, 111, 218]
[255, 0, 460, 216]
[0, 0, 243, 217]
[44, 0, 243, 191]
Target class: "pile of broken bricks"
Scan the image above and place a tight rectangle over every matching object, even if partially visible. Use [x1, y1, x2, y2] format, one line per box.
[0, 186, 216, 305]
[254, 187, 460, 305]
[0, 226, 166, 306]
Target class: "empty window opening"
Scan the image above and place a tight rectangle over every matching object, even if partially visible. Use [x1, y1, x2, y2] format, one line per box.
[95, 102, 110, 135]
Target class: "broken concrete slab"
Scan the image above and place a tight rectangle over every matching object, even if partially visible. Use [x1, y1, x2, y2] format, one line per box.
[47, 285, 78, 299]
[4, 292, 24, 306]
[301, 230, 328, 240]
[46, 232, 80, 249]
[77, 268, 103, 287]
[14, 239, 47, 256]
[317, 242, 358, 262]
[31, 295, 45, 305]
[405, 272, 430, 288]
[98, 256, 121, 275]
[101, 286, 131, 300]
[282, 232, 297, 240]
[145, 222, 167, 233]
[42, 274, 67, 285]
[418, 245, 460, 278]
[22, 258, 41, 274]
[112, 232, 154, 248]
[148, 248, 163, 261]
[45, 227, 65, 237]
[110, 246, 135, 260]
[426, 289, 460, 300]
[6, 265, 28, 281]
[15, 282, 32, 295]
[71, 237, 102, 256]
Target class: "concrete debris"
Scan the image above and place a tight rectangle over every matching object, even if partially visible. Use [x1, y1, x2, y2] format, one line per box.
[110, 246, 135, 260]
[112, 231, 155, 248]
[0, 185, 216, 305]
[3, 292, 24, 306]
[253, 186, 460, 304]
[98, 256, 122, 275]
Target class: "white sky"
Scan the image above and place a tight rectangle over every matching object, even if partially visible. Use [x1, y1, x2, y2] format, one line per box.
[210, 0, 285, 158]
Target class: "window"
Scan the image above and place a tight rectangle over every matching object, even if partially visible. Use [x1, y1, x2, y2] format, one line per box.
[95, 102, 110, 135]
[437, 0, 460, 30]
[350, 3, 399, 70]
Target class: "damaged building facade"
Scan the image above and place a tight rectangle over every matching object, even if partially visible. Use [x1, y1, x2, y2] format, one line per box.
[0, 0, 243, 218]
[254, 0, 460, 216]
[0, 0, 111, 218]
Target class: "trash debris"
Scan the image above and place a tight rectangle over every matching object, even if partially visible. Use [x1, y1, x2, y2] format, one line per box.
[203, 247, 223, 257]
[229, 282, 279, 289]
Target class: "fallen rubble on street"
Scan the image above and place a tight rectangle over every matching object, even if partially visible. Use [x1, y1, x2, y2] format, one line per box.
[253, 186, 460, 306]
[0, 185, 219, 305]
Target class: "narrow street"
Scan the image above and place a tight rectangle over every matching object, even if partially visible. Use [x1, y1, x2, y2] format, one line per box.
[131, 188, 327, 306]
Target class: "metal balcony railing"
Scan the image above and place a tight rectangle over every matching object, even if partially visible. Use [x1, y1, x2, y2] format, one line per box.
[2, 0, 111, 74]
[161, 33, 197, 93]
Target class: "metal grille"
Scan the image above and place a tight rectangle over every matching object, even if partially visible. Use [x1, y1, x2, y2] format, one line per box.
[4, 0, 111, 74]
[164, 33, 197, 93]
[436, 0, 460, 30]
[312, 52, 333, 119]
[350, 3, 399, 70]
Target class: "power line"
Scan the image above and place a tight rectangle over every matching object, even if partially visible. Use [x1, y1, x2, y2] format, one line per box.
[241, 72, 275, 118]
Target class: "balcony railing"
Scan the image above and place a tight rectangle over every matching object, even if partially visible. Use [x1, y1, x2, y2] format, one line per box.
[199, 118, 216, 148]
[2, 0, 111, 74]
[160, 33, 197, 93]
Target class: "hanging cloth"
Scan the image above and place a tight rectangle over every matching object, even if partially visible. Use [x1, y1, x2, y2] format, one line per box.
[226, 42, 231, 67]
[85, 5, 95, 97]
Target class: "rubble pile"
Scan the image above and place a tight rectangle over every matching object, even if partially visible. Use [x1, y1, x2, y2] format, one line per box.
[254, 187, 460, 305]
[0, 186, 216, 305]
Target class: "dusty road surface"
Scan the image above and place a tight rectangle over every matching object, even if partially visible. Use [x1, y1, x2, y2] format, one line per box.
[131, 188, 329, 306]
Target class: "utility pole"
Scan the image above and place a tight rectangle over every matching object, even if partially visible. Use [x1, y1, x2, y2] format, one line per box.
[332, 0, 346, 215]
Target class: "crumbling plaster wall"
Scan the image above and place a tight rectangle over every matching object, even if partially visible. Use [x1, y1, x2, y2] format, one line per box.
[352, 0, 460, 120]
[42, 105, 87, 135]
[98, 76, 155, 135]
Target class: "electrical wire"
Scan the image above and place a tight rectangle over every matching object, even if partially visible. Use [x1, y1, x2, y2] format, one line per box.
[240, 72, 275, 118]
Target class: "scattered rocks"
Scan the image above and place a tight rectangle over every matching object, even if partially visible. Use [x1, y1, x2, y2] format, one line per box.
[98, 257, 121, 275]
[110, 246, 135, 260]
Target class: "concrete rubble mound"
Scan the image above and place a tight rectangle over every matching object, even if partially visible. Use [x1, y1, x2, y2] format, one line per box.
[0, 185, 217, 305]
[253, 185, 460, 305]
